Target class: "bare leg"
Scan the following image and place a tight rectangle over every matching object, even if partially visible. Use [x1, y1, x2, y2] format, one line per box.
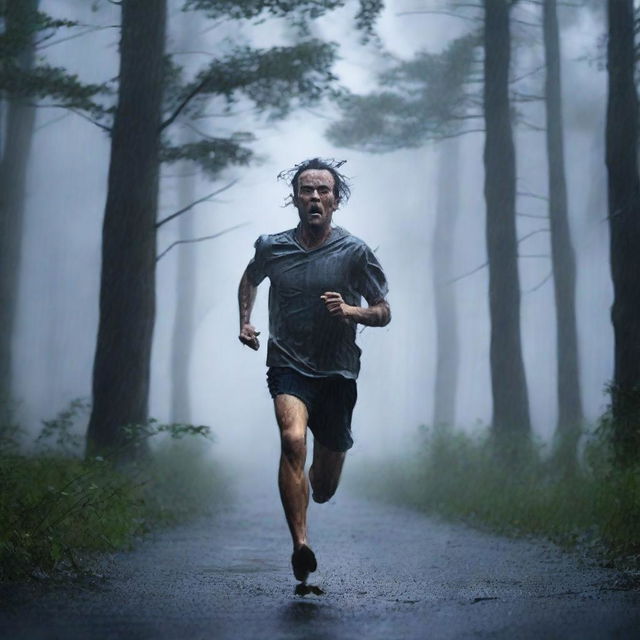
[274, 394, 318, 581]
[309, 438, 346, 504]
[274, 394, 310, 550]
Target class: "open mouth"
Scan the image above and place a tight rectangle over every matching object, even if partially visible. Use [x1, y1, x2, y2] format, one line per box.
[309, 206, 322, 216]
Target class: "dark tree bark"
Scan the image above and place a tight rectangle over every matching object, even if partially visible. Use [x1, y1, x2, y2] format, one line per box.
[432, 138, 460, 427]
[86, 1, 167, 457]
[483, 0, 531, 441]
[170, 163, 197, 424]
[605, 0, 640, 466]
[543, 0, 583, 465]
[0, 0, 38, 415]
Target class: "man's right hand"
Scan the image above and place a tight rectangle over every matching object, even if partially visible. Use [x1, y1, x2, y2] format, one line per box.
[239, 323, 261, 351]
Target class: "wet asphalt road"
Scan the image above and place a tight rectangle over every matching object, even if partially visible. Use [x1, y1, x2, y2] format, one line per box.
[1, 472, 639, 640]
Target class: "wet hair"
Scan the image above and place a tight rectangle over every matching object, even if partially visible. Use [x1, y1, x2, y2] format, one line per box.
[278, 158, 351, 207]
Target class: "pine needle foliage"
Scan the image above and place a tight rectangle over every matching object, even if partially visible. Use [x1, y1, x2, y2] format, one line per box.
[327, 33, 481, 152]
[161, 135, 256, 176]
[181, 41, 339, 120]
[183, 0, 383, 37]
[183, 0, 345, 21]
[0, 3, 109, 115]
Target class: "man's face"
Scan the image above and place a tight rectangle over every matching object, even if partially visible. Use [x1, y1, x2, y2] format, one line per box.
[294, 169, 339, 229]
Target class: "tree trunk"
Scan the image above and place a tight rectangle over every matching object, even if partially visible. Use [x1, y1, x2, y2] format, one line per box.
[605, 0, 640, 466]
[432, 138, 460, 427]
[86, 1, 167, 458]
[543, 0, 583, 466]
[483, 0, 531, 443]
[169, 13, 200, 425]
[0, 0, 38, 418]
[170, 163, 197, 424]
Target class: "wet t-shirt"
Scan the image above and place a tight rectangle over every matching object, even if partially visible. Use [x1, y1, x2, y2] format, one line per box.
[245, 226, 389, 379]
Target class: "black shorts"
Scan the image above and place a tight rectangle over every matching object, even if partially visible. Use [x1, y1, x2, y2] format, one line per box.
[267, 367, 357, 452]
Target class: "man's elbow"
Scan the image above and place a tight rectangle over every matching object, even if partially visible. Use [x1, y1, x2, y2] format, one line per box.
[379, 301, 391, 327]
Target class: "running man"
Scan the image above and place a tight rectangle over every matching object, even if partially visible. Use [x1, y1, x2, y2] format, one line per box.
[238, 158, 391, 583]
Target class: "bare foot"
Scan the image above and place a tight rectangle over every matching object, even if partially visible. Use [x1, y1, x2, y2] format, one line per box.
[291, 544, 317, 582]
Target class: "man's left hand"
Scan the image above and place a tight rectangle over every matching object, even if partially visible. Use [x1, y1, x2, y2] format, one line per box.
[321, 292, 353, 321]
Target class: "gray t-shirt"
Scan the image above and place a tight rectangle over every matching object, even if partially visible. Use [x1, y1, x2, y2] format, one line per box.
[245, 225, 389, 379]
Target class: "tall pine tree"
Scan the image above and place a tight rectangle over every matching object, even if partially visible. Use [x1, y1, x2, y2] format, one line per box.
[605, 0, 640, 466]
[483, 0, 531, 444]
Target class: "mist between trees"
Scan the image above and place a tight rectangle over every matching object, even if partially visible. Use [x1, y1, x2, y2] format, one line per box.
[1, 0, 639, 574]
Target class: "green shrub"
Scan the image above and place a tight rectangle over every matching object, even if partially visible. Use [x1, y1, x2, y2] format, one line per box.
[0, 403, 228, 582]
[353, 424, 640, 566]
[0, 454, 141, 581]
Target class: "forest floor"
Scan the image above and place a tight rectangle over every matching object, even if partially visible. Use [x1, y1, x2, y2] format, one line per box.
[1, 467, 639, 640]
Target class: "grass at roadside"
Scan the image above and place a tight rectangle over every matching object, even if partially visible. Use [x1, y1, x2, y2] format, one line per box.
[352, 425, 640, 568]
[0, 404, 230, 583]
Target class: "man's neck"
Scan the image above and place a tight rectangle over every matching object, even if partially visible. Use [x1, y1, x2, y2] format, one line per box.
[296, 223, 332, 250]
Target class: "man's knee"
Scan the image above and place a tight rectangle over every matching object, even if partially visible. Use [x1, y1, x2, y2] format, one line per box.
[309, 467, 338, 503]
[311, 487, 336, 504]
[280, 428, 306, 461]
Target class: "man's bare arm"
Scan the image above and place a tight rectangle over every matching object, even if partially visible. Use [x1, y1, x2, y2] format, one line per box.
[321, 292, 391, 327]
[238, 269, 261, 350]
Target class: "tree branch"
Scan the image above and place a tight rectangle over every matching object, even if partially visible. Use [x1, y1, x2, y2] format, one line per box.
[447, 260, 488, 285]
[510, 63, 546, 84]
[447, 245, 550, 285]
[69, 108, 111, 132]
[517, 118, 546, 132]
[517, 190, 549, 202]
[512, 91, 545, 101]
[155, 180, 238, 228]
[511, 18, 540, 27]
[191, 106, 257, 121]
[156, 223, 249, 262]
[434, 127, 486, 140]
[396, 10, 480, 23]
[28, 104, 112, 132]
[517, 228, 550, 244]
[522, 270, 553, 294]
[517, 211, 548, 219]
[36, 25, 119, 51]
[448, 113, 484, 120]
[35, 111, 71, 131]
[160, 76, 209, 131]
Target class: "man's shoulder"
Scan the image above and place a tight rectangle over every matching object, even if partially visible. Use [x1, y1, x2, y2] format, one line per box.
[330, 226, 370, 252]
[254, 228, 297, 251]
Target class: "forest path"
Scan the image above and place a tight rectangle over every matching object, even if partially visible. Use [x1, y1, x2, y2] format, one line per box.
[1, 470, 639, 639]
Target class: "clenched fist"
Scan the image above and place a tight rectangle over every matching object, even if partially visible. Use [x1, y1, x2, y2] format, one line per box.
[239, 323, 261, 350]
[321, 291, 353, 321]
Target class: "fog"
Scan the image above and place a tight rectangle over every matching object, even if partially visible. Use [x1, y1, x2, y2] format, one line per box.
[11, 1, 611, 467]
